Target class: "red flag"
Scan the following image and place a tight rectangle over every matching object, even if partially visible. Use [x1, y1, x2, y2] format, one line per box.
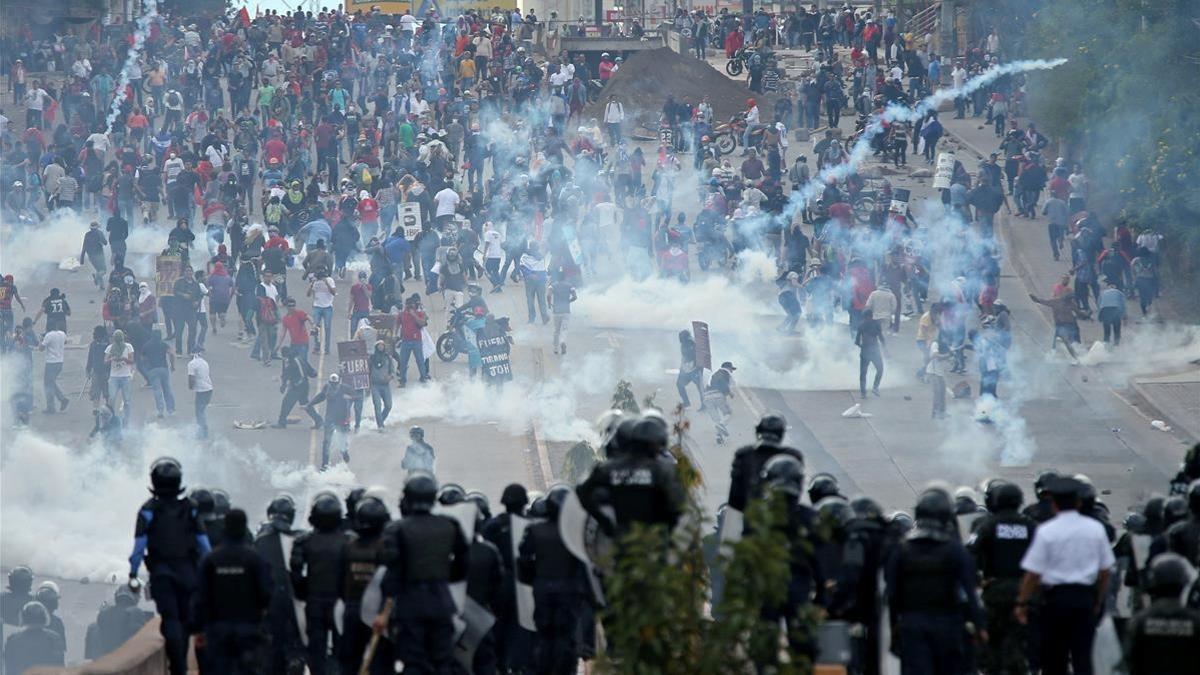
[238, 7, 251, 28]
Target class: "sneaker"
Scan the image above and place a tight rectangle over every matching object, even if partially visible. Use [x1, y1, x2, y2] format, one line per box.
[341, 450, 351, 464]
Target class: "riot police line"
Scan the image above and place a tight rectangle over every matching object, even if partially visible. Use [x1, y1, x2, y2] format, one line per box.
[4, 427, 1200, 674]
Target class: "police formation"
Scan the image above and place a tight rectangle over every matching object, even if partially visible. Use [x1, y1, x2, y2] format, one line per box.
[6, 442, 1200, 674]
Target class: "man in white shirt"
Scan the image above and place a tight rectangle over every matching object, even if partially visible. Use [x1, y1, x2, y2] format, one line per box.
[952, 60, 968, 118]
[24, 83, 47, 129]
[603, 95, 625, 146]
[309, 273, 336, 354]
[39, 328, 69, 413]
[188, 349, 213, 439]
[482, 223, 506, 292]
[1015, 476, 1115, 675]
[433, 186, 460, 226]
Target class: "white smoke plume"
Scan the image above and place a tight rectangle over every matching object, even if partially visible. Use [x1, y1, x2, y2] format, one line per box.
[106, 2, 159, 132]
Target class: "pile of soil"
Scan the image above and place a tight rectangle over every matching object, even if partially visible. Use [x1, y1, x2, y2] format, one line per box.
[583, 47, 777, 129]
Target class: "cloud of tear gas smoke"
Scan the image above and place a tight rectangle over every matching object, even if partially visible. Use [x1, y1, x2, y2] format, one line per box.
[107, 2, 158, 132]
[0, 418, 354, 582]
[0, 210, 167, 282]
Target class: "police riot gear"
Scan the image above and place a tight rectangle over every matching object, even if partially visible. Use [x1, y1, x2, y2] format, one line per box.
[130, 459, 211, 675]
[338, 501, 391, 675]
[1123, 553, 1200, 675]
[544, 484, 571, 519]
[291, 499, 350, 675]
[2, 566, 34, 626]
[254, 496, 305, 675]
[34, 581, 64, 642]
[353, 496, 390, 535]
[1164, 497, 1188, 528]
[762, 454, 805, 496]
[915, 490, 954, 526]
[576, 435, 686, 536]
[726, 433, 805, 524]
[402, 472, 438, 514]
[832, 501, 888, 675]
[968, 495, 1036, 675]
[518, 503, 587, 675]
[195, 509, 273, 674]
[500, 483, 529, 512]
[267, 494, 297, 526]
[1144, 496, 1167, 535]
[755, 413, 787, 442]
[150, 456, 184, 496]
[630, 414, 669, 456]
[438, 482, 467, 505]
[307, 491, 343, 532]
[808, 472, 841, 504]
[380, 508, 469, 673]
[3, 601, 64, 674]
[467, 491, 492, 520]
[213, 489, 231, 515]
[191, 488, 215, 514]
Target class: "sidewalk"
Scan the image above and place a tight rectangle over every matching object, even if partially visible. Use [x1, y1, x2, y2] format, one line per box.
[1129, 370, 1200, 443]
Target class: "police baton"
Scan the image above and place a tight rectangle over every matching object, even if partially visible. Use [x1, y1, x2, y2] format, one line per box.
[359, 599, 393, 675]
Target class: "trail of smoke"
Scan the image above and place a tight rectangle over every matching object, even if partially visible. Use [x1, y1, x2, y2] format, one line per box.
[785, 58, 1069, 216]
[106, 2, 159, 132]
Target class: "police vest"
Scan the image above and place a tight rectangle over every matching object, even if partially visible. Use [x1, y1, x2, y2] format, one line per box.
[205, 546, 263, 622]
[342, 534, 386, 603]
[295, 530, 345, 600]
[898, 540, 959, 613]
[1129, 603, 1200, 675]
[146, 498, 197, 562]
[398, 515, 458, 582]
[980, 513, 1033, 579]
[526, 521, 578, 581]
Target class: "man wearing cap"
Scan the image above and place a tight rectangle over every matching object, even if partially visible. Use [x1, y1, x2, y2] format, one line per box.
[704, 361, 736, 444]
[1015, 476, 1115, 675]
[307, 373, 354, 469]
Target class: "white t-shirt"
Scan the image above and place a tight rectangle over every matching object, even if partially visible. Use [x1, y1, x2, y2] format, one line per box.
[24, 89, 47, 112]
[483, 229, 505, 259]
[41, 330, 66, 364]
[434, 188, 460, 217]
[311, 277, 336, 308]
[260, 282, 278, 302]
[106, 343, 135, 378]
[187, 355, 213, 392]
[197, 282, 209, 314]
[86, 132, 110, 155]
[399, 14, 418, 32]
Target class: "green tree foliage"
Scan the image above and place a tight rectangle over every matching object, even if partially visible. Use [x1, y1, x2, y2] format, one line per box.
[597, 407, 815, 673]
[1005, 0, 1200, 271]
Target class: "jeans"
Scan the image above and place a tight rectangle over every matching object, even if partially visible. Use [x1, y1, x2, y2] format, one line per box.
[174, 312, 197, 354]
[552, 314, 569, 351]
[313, 305, 334, 351]
[321, 422, 350, 468]
[195, 390, 212, 438]
[524, 279, 548, 322]
[349, 310, 370, 338]
[194, 313, 208, 350]
[370, 383, 392, 428]
[485, 257, 502, 288]
[605, 122, 621, 146]
[43, 362, 68, 411]
[398, 339, 428, 384]
[251, 324, 279, 362]
[676, 368, 704, 407]
[859, 348, 884, 395]
[109, 376, 133, 425]
[147, 366, 176, 415]
[923, 136, 939, 161]
[1099, 308, 1122, 345]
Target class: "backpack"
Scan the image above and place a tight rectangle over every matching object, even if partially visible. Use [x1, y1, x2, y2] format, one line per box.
[258, 296, 279, 325]
[265, 202, 283, 224]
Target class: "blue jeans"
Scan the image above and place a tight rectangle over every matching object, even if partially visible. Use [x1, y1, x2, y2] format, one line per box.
[398, 339, 428, 384]
[109, 376, 133, 425]
[147, 366, 176, 415]
[370, 383, 392, 428]
[312, 305, 334, 352]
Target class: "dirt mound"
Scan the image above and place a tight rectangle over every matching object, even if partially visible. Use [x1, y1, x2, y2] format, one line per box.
[584, 47, 776, 130]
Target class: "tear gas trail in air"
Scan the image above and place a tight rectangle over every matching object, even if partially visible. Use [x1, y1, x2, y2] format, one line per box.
[787, 58, 1070, 215]
[106, 2, 158, 132]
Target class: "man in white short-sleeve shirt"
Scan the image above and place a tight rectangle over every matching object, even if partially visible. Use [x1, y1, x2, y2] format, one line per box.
[1015, 477, 1115, 675]
[187, 350, 213, 439]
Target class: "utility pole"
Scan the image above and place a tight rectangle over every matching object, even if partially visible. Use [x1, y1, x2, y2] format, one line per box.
[939, 0, 957, 57]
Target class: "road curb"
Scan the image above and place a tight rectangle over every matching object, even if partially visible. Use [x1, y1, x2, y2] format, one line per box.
[1127, 377, 1200, 443]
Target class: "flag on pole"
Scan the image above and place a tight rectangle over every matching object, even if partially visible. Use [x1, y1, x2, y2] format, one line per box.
[238, 7, 251, 28]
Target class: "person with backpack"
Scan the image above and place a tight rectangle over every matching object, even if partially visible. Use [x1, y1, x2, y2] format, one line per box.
[251, 271, 281, 366]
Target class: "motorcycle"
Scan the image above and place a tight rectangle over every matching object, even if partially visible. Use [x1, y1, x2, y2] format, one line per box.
[436, 308, 511, 362]
[696, 216, 732, 271]
[725, 47, 751, 76]
[711, 114, 766, 157]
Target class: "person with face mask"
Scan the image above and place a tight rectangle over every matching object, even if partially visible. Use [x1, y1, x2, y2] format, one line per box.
[368, 340, 397, 430]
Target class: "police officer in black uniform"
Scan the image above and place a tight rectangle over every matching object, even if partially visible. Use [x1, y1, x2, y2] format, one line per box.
[1151, 496, 1191, 560]
[374, 472, 469, 674]
[84, 584, 154, 660]
[1022, 470, 1060, 524]
[726, 413, 805, 532]
[480, 482, 531, 673]
[342, 486, 368, 531]
[2, 601, 64, 674]
[1122, 553, 1200, 674]
[33, 581, 64, 643]
[191, 488, 223, 548]
[254, 494, 305, 675]
[1168, 443, 1200, 495]
[1166, 479, 1200, 563]
[518, 485, 587, 675]
[884, 489, 986, 675]
[1, 567, 34, 627]
[576, 412, 686, 537]
[757, 455, 824, 665]
[466, 492, 505, 675]
[968, 481, 1034, 675]
[290, 491, 348, 675]
[808, 472, 843, 505]
[128, 457, 212, 675]
[194, 508, 273, 674]
[338, 494, 392, 675]
[832, 496, 888, 675]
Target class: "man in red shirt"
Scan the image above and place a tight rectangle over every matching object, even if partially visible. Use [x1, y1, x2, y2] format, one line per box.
[263, 131, 288, 167]
[356, 190, 380, 240]
[348, 271, 372, 337]
[315, 118, 336, 178]
[278, 298, 315, 375]
[395, 293, 429, 386]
